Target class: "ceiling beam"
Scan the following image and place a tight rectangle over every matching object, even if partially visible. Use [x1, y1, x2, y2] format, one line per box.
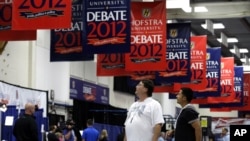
[167, 1, 250, 19]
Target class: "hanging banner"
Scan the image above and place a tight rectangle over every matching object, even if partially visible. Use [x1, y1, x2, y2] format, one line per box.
[12, 0, 71, 30]
[231, 74, 250, 111]
[207, 57, 235, 103]
[200, 66, 244, 109]
[50, 0, 93, 61]
[82, 0, 131, 54]
[173, 36, 207, 91]
[156, 23, 191, 84]
[0, 3, 36, 40]
[97, 53, 128, 76]
[190, 47, 222, 103]
[125, 1, 166, 71]
[195, 47, 222, 96]
[70, 77, 109, 105]
[127, 71, 156, 88]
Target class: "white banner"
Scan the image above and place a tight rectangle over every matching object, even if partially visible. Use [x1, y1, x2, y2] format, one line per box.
[0, 81, 48, 117]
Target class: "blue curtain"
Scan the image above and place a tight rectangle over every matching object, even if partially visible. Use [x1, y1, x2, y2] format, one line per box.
[93, 123, 123, 141]
[1, 108, 46, 141]
[1, 106, 18, 141]
[34, 109, 44, 141]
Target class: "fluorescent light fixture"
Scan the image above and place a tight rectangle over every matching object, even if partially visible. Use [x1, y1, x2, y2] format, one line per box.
[201, 23, 225, 29]
[194, 6, 208, 12]
[182, 7, 192, 13]
[142, 0, 154, 2]
[240, 58, 250, 63]
[167, 20, 175, 23]
[217, 38, 238, 43]
[230, 48, 249, 53]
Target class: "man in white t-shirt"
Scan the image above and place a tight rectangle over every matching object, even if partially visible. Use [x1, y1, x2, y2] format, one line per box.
[124, 79, 164, 141]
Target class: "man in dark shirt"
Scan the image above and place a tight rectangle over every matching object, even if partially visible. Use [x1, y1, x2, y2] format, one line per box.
[47, 125, 59, 141]
[13, 103, 39, 141]
[174, 87, 202, 141]
[166, 88, 202, 141]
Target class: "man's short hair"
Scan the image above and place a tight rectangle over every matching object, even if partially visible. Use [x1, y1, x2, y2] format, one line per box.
[222, 127, 228, 132]
[87, 119, 94, 125]
[66, 119, 74, 125]
[181, 87, 193, 102]
[141, 79, 154, 97]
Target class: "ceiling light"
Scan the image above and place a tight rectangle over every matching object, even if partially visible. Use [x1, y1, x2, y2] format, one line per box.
[182, 7, 192, 13]
[194, 6, 208, 12]
[217, 38, 238, 43]
[240, 58, 250, 63]
[201, 23, 225, 29]
[230, 49, 249, 54]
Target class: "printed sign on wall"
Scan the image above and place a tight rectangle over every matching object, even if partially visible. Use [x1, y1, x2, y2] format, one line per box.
[70, 77, 109, 105]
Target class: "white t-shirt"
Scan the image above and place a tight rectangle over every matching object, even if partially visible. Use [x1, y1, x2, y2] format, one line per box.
[124, 97, 164, 141]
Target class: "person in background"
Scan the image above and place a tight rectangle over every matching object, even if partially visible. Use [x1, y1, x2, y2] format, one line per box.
[63, 119, 77, 141]
[167, 87, 202, 141]
[220, 127, 230, 141]
[124, 79, 164, 141]
[99, 129, 108, 141]
[208, 129, 215, 141]
[48, 125, 59, 141]
[68, 119, 82, 141]
[158, 132, 165, 141]
[81, 119, 99, 141]
[13, 103, 38, 141]
[116, 127, 125, 141]
[165, 130, 174, 141]
[55, 132, 64, 141]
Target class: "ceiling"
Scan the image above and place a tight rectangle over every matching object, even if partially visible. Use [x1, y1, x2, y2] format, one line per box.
[167, 0, 250, 66]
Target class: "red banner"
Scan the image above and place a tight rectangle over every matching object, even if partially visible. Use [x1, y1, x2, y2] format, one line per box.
[173, 36, 207, 91]
[125, 1, 166, 71]
[12, 0, 71, 30]
[97, 53, 129, 76]
[0, 3, 36, 40]
[207, 57, 235, 103]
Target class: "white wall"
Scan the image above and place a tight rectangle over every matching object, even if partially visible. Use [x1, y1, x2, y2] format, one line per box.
[0, 41, 31, 86]
[153, 93, 177, 117]
[33, 30, 72, 106]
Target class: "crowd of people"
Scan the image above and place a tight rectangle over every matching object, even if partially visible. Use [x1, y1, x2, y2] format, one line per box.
[12, 102, 106, 141]
[12, 79, 230, 141]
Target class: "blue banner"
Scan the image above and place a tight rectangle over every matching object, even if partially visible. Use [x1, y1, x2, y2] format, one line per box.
[194, 47, 221, 97]
[70, 77, 109, 105]
[50, 0, 94, 61]
[156, 23, 191, 84]
[82, 0, 131, 54]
